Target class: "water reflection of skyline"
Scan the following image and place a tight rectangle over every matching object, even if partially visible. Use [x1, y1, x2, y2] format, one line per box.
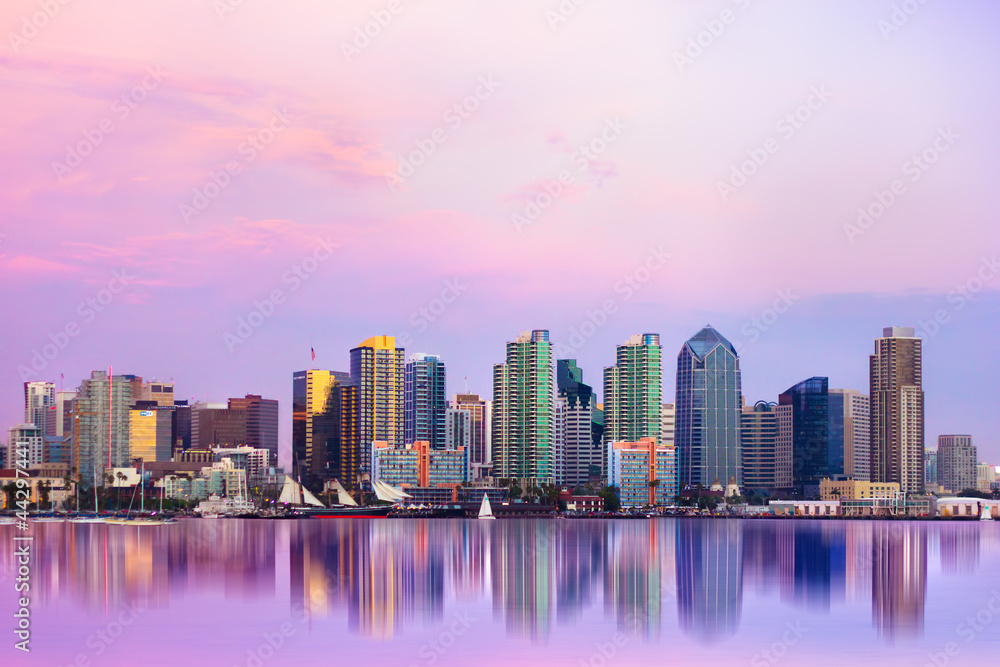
[7, 519, 991, 645]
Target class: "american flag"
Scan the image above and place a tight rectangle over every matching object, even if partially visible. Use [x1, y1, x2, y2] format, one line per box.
[311, 347, 315, 361]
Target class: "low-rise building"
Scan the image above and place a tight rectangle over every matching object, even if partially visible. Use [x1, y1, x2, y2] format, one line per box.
[770, 500, 841, 516]
[371, 440, 468, 489]
[819, 478, 901, 501]
[607, 437, 677, 508]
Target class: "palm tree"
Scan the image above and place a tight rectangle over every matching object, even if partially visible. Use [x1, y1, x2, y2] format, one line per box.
[115, 471, 127, 510]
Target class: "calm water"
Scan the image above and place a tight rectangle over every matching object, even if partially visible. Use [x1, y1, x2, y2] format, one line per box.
[3, 519, 1000, 666]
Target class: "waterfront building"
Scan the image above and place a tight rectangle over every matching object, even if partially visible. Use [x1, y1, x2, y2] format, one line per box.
[603, 334, 662, 444]
[404, 354, 447, 448]
[71, 370, 134, 483]
[870, 327, 924, 495]
[129, 406, 174, 462]
[740, 402, 778, 493]
[211, 445, 270, 477]
[351, 335, 405, 473]
[371, 440, 467, 489]
[818, 479, 900, 501]
[936, 435, 976, 493]
[8, 424, 43, 467]
[830, 389, 870, 481]
[24, 381, 56, 436]
[779, 377, 840, 497]
[451, 393, 491, 480]
[492, 330, 556, 486]
[977, 462, 996, 494]
[676, 326, 743, 488]
[292, 369, 360, 488]
[607, 437, 677, 507]
[557, 359, 600, 487]
[227, 394, 279, 464]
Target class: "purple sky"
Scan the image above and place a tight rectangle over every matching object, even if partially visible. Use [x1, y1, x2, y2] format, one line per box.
[1, 0, 999, 466]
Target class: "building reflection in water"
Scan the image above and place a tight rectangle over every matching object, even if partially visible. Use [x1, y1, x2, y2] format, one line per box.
[3, 517, 948, 645]
[676, 519, 743, 642]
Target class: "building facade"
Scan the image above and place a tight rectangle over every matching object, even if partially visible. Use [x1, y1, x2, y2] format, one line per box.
[227, 394, 279, 464]
[676, 326, 743, 488]
[129, 407, 174, 462]
[24, 381, 56, 436]
[740, 401, 778, 493]
[404, 354, 447, 448]
[607, 437, 677, 507]
[870, 327, 925, 495]
[71, 370, 134, 483]
[603, 334, 662, 444]
[779, 377, 841, 496]
[830, 389, 870, 481]
[292, 370, 360, 488]
[492, 330, 556, 486]
[557, 359, 600, 487]
[371, 440, 467, 489]
[351, 335, 405, 474]
[451, 393, 491, 478]
[8, 424, 43, 467]
[936, 435, 977, 493]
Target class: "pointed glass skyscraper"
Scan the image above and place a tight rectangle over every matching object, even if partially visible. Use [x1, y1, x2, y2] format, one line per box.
[676, 326, 743, 488]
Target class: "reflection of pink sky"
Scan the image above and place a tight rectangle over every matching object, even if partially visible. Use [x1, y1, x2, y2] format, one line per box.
[1, 1, 999, 456]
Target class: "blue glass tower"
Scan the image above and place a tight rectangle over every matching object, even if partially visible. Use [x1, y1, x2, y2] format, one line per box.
[676, 326, 743, 488]
[779, 376, 845, 496]
[404, 353, 447, 448]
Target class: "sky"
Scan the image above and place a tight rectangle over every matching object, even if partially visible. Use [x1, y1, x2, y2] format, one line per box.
[1, 0, 999, 466]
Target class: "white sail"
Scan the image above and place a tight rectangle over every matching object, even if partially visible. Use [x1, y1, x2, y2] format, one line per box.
[277, 476, 298, 504]
[332, 479, 359, 507]
[478, 493, 495, 520]
[981, 504, 993, 521]
[376, 480, 411, 502]
[301, 486, 325, 508]
[372, 480, 398, 503]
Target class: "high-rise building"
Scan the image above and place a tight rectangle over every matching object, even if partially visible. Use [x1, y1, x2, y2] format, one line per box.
[136, 381, 175, 406]
[191, 403, 246, 449]
[830, 389, 870, 481]
[676, 326, 743, 488]
[607, 436, 677, 507]
[870, 327, 924, 495]
[775, 403, 793, 490]
[71, 370, 134, 483]
[492, 330, 556, 486]
[404, 354, 447, 448]
[351, 335, 405, 475]
[937, 435, 976, 493]
[173, 400, 192, 451]
[129, 407, 174, 462]
[661, 403, 676, 448]
[8, 424, 43, 467]
[444, 409, 471, 450]
[451, 393, 491, 479]
[557, 359, 599, 487]
[292, 370, 360, 488]
[976, 462, 996, 494]
[924, 449, 937, 489]
[740, 402, 778, 493]
[779, 377, 841, 496]
[603, 334, 662, 444]
[24, 381, 56, 436]
[54, 390, 76, 438]
[228, 394, 279, 464]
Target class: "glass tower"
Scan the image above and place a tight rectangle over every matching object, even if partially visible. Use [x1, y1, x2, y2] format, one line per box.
[603, 334, 663, 445]
[779, 377, 840, 496]
[350, 335, 405, 476]
[556, 359, 598, 486]
[676, 326, 743, 488]
[404, 354, 447, 448]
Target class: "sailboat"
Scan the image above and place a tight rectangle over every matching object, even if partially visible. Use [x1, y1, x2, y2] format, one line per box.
[981, 503, 993, 521]
[477, 493, 496, 520]
[298, 478, 394, 518]
[69, 470, 105, 523]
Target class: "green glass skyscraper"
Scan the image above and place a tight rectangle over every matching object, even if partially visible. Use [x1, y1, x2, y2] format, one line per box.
[603, 333, 663, 444]
[492, 330, 555, 486]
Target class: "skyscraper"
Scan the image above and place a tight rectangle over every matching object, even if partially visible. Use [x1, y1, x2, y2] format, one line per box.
[451, 393, 491, 479]
[830, 389, 870, 481]
[404, 354, 447, 448]
[556, 359, 599, 486]
[8, 424, 43, 467]
[936, 435, 976, 493]
[444, 408, 471, 450]
[351, 335, 405, 475]
[71, 370, 134, 483]
[740, 401, 778, 493]
[24, 381, 56, 436]
[191, 403, 246, 449]
[870, 327, 924, 495]
[676, 326, 743, 488]
[603, 334, 662, 444]
[292, 370, 360, 488]
[924, 449, 937, 489]
[661, 403, 676, 448]
[228, 394, 279, 464]
[492, 330, 556, 486]
[779, 377, 840, 496]
[129, 406, 174, 462]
